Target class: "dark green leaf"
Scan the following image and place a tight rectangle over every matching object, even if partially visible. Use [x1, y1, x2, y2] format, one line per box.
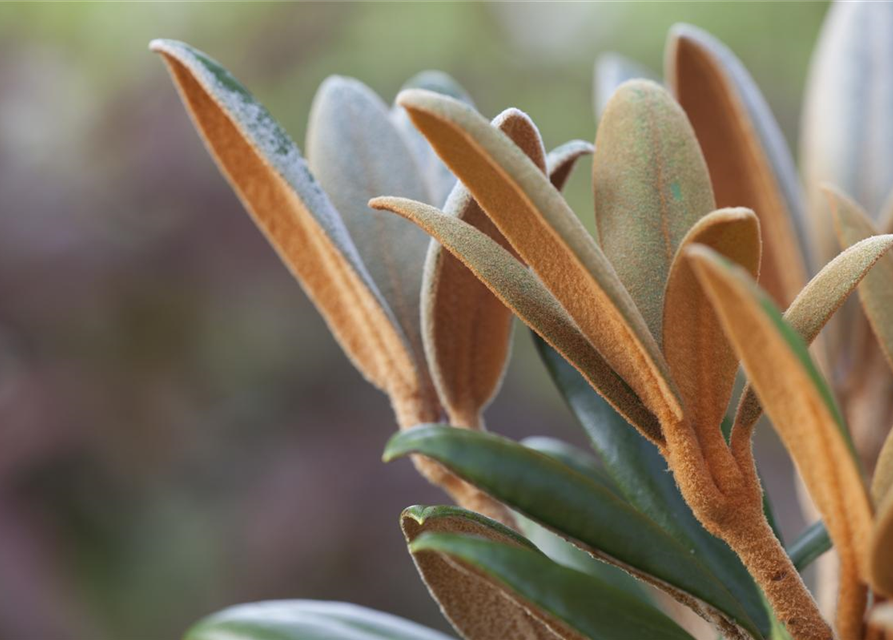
[786, 521, 831, 572]
[533, 336, 771, 638]
[412, 533, 693, 640]
[385, 425, 764, 639]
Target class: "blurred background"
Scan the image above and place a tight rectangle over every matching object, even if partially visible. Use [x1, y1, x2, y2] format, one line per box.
[0, 3, 830, 639]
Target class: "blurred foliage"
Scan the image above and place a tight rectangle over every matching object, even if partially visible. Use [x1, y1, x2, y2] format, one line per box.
[0, 3, 827, 639]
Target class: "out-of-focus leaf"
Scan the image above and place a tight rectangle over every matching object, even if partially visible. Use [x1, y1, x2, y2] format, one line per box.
[873, 427, 893, 506]
[533, 336, 772, 639]
[786, 521, 832, 572]
[305, 75, 435, 400]
[827, 187, 893, 369]
[733, 233, 893, 436]
[663, 208, 760, 484]
[385, 425, 765, 640]
[412, 533, 695, 640]
[401, 505, 566, 640]
[870, 490, 893, 597]
[149, 40, 424, 403]
[396, 88, 682, 442]
[421, 109, 545, 428]
[545, 140, 594, 191]
[372, 196, 661, 439]
[185, 600, 455, 640]
[593, 79, 715, 343]
[594, 53, 659, 119]
[801, 2, 893, 265]
[667, 24, 809, 305]
[391, 70, 473, 207]
[688, 245, 874, 639]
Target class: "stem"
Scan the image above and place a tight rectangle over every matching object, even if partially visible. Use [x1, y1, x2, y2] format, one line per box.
[722, 512, 833, 640]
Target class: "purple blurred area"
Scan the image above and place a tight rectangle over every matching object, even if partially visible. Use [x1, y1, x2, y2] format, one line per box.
[0, 3, 828, 638]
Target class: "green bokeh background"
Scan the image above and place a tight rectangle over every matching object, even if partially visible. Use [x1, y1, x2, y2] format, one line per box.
[0, 3, 828, 639]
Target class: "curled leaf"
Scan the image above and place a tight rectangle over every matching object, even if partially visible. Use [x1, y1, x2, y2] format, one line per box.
[545, 140, 594, 191]
[412, 531, 694, 640]
[594, 79, 716, 342]
[421, 109, 545, 428]
[801, 1, 893, 266]
[397, 88, 682, 433]
[149, 40, 423, 404]
[663, 208, 760, 490]
[667, 24, 809, 305]
[827, 186, 893, 369]
[688, 246, 873, 640]
[372, 196, 660, 440]
[400, 505, 565, 640]
[733, 233, 893, 438]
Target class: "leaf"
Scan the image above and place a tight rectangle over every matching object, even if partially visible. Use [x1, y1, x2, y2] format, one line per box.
[533, 336, 772, 639]
[385, 425, 766, 640]
[801, 1, 893, 265]
[873, 426, 893, 506]
[149, 40, 424, 405]
[396, 88, 682, 436]
[391, 70, 474, 208]
[412, 532, 695, 640]
[372, 196, 661, 440]
[305, 75, 436, 405]
[520, 436, 618, 495]
[733, 232, 893, 436]
[545, 140, 594, 191]
[687, 245, 874, 637]
[401, 505, 569, 640]
[594, 53, 659, 119]
[827, 186, 893, 370]
[421, 108, 545, 428]
[185, 600, 455, 640]
[663, 208, 760, 486]
[785, 521, 832, 572]
[593, 79, 716, 343]
[870, 490, 893, 597]
[518, 437, 655, 604]
[666, 24, 809, 305]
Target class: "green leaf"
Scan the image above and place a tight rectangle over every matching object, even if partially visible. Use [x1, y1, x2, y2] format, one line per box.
[385, 425, 764, 640]
[306, 75, 433, 384]
[412, 533, 694, 640]
[786, 521, 831, 572]
[533, 336, 772, 638]
[520, 436, 618, 494]
[801, 1, 893, 265]
[593, 79, 716, 341]
[402, 505, 582, 640]
[185, 600, 454, 640]
[594, 53, 659, 119]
